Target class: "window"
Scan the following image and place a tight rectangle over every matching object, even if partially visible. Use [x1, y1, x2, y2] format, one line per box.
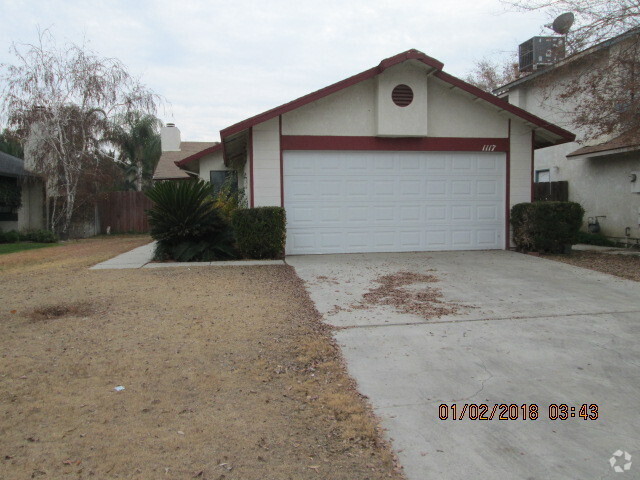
[209, 170, 236, 193]
[0, 176, 20, 221]
[535, 169, 550, 183]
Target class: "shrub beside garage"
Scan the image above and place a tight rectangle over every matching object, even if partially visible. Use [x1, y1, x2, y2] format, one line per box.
[146, 180, 286, 261]
[232, 207, 286, 259]
[511, 201, 584, 253]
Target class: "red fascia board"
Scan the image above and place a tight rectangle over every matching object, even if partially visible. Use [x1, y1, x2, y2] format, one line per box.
[174, 143, 223, 168]
[434, 71, 576, 143]
[281, 135, 509, 152]
[220, 50, 444, 139]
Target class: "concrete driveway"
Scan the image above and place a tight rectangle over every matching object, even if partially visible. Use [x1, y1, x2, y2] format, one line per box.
[287, 251, 640, 480]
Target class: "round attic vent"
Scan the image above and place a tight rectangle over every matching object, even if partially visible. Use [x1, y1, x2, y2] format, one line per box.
[391, 84, 413, 107]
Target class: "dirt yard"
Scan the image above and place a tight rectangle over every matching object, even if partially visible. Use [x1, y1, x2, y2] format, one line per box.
[0, 237, 403, 480]
[541, 250, 640, 282]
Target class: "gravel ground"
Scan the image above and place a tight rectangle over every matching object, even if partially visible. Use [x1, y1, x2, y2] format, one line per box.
[541, 250, 640, 282]
[0, 236, 403, 480]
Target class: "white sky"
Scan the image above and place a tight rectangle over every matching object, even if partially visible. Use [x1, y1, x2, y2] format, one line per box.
[0, 0, 551, 141]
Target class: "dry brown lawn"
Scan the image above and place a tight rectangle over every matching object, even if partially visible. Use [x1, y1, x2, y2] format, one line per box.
[0, 237, 403, 480]
[541, 250, 640, 282]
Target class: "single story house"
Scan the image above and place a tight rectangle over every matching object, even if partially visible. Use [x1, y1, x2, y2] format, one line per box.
[0, 150, 44, 232]
[494, 28, 640, 244]
[154, 49, 574, 255]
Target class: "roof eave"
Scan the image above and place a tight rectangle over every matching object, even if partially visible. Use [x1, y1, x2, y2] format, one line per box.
[218, 49, 574, 153]
[174, 143, 223, 168]
[567, 144, 640, 159]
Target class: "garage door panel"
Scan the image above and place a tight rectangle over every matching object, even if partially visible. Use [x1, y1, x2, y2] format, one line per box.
[284, 151, 505, 254]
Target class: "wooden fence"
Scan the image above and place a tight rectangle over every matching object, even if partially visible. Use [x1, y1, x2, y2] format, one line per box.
[533, 181, 569, 202]
[97, 191, 153, 234]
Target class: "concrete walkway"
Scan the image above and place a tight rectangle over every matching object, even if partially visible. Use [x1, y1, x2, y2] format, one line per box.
[90, 242, 285, 269]
[288, 251, 640, 480]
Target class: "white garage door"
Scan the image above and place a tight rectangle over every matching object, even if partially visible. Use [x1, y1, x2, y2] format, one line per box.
[284, 151, 506, 255]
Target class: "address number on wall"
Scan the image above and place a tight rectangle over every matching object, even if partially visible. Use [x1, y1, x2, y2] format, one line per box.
[481, 145, 497, 152]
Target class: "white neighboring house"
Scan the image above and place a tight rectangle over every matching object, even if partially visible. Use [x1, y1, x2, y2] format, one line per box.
[495, 29, 640, 244]
[154, 49, 574, 255]
[0, 150, 44, 232]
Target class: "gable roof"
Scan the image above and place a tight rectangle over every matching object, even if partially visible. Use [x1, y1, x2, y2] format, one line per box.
[219, 49, 575, 150]
[0, 151, 37, 178]
[567, 131, 640, 158]
[153, 142, 218, 180]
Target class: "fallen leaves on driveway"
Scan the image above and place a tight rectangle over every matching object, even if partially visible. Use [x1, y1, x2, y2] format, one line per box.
[353, 271, 460, 319]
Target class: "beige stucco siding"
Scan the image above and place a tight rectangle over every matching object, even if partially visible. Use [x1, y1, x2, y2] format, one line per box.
[282, 80, 376, 136]
[198, 152, 227, 178]
[509, 120, 533, 208]
[376, 63, 429, 136]
[0, 180, 44, 232]
[427, 80, 508, 138]
[253, 67, 538, 233]
[252, 118, 281, 207]
[505, 50, 640, 240]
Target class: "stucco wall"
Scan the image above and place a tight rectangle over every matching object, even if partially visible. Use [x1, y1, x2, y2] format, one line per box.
[198, 151, 228, 180]
[282, 80, 376, 136]
[427, 80, 508, 138]
[282, 67, 508, 139]
[376, 63, 429, 136]
[0, 179, 45, 232]
[505, 48, 640, 240]
[257, 65, 536, 223]
[252, 118, 281, 207]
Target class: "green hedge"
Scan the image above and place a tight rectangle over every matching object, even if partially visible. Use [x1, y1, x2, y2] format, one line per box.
[0, 229, 58, 244]
[231, 207, 286, 259]
[511, 201, 584, 253]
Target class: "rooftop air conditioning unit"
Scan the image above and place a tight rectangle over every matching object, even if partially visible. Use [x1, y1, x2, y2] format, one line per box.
[518, 36, 566, 73]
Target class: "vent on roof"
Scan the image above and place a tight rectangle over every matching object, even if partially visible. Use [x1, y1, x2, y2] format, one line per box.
[391, 84, 413, 107]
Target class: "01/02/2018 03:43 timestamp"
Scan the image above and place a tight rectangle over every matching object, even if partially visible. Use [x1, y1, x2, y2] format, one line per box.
[438, 403, 599, 421]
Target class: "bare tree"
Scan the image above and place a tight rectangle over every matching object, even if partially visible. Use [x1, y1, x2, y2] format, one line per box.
[0, 29, 159, 235]
[502, 0, 640, 141]
[465, 56, 525, 92]
[503, 0, 640, 52]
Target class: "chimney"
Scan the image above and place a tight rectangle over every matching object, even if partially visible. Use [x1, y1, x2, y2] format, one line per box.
[161, 123, 181, 152]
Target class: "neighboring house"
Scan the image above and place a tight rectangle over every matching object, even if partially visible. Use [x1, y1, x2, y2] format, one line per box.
[155, 49, 573, 255]
[0, 150, 44, 232]
[495, 29, 640, 244]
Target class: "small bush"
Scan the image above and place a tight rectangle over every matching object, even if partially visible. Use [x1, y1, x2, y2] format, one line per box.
[576, 231, 616, 247]
[511, 201, 584, 253]
[145, 179, 236, 261]
[232, 207, 286, 259]
[1, 230, 20, 243]
[20, 229, 58, 243]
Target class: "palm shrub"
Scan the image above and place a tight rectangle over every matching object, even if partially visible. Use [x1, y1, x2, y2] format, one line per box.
[145, 179, 236, 261]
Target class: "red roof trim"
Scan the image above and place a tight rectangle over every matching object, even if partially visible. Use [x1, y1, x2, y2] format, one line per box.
[218, 49, 574, 148]
[174, 143, 223, 168]
[220, 50, 443, 139]
[433, 71, 575, 143]
[281, 135, 509, 152]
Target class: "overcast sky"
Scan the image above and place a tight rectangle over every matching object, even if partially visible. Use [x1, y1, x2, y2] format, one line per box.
[0, 0, 551, 141]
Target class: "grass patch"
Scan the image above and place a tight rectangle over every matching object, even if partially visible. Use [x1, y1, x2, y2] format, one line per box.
[0, 242, 58, 255]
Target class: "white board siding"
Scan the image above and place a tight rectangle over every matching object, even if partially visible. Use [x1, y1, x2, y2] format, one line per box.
[284, 151, 505, 254]
[252, 118, 281, 207]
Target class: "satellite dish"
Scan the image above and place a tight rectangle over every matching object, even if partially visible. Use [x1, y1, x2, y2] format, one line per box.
[552, 12, 575, 35]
